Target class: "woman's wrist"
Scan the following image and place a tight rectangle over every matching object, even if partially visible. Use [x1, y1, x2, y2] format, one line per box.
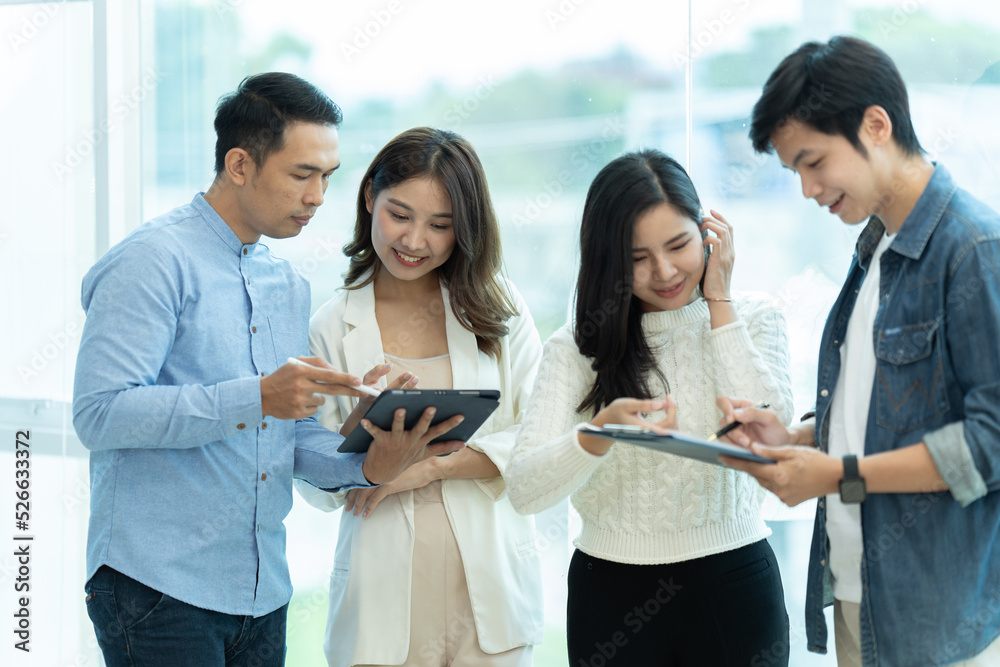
[577, 425, 613, 456]
[702, 290, 732, 302]
[422, 453, 450, 480]
[704, 295, 737, 329]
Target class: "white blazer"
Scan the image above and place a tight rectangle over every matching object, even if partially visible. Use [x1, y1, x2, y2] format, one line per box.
[296, 278, 545, 667]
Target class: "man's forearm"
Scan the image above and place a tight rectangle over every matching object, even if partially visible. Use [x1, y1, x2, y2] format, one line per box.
[860, 442, 947, 494]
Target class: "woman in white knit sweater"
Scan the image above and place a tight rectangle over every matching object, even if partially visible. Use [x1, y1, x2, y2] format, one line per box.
[506, 149, 793, 665]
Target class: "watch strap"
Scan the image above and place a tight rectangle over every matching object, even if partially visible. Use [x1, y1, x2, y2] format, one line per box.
[842, 454, 860, 480]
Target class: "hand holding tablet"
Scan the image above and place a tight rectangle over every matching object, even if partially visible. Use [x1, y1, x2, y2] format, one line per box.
[339, 389, 501, 453]
[580, 423, 776, 466]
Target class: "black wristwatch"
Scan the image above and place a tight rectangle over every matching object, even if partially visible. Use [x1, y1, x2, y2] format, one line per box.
[838, 454, 867, 504]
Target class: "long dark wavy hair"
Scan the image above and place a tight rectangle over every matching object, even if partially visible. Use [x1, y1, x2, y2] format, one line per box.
[575, 150, 705, 415]
[342, 127, 515, 359]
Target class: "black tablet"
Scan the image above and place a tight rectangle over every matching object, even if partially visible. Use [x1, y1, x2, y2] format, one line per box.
[337, 389, 501, 453]
[579, 424, 776, 466]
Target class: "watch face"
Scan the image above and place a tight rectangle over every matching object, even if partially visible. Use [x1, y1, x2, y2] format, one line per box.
[840, 479, 867, 504]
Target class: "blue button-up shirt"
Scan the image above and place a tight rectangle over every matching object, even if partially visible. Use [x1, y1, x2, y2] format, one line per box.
[807, 165, 1000, 665]
[73, 194, 368, 617]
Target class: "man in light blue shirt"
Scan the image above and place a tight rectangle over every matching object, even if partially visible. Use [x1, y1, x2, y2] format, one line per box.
[73, 72, 463, 667]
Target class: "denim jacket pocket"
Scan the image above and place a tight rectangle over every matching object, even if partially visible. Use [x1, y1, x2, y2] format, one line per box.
[874, 319, 949, 433]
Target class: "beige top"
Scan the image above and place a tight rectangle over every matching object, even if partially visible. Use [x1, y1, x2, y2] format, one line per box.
[384, 351, 454, 391]
[386, 352, 455, 502]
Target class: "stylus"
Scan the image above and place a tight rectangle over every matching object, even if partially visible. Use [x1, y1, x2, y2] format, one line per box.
[286, 357, 382, 398]
[707, 402, 770, 441]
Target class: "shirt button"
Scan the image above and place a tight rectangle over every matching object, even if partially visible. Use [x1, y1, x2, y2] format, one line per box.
[820, 559, 826, 567]
[260, 372, 265, 377]
[262, 422, 268, 430]
[237, 423, 245, 430]
[820, 389, 829, 397]
[243, 248, 248, 256]
[261, 473, 267, 481]
[833, 340, 839, 346]
[819, 500, 824, 509]
[252, 326, 257, 333]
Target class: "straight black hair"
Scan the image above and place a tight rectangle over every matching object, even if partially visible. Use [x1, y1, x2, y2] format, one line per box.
[749, 35, 923, 157]
[213, 72, 343, 175]
[575, 149, 703, 415]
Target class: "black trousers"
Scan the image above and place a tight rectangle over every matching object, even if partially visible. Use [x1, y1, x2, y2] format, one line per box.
[567, 540, 789, 667]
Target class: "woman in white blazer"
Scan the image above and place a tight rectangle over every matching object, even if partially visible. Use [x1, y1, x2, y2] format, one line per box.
[295, 127, 544, 667]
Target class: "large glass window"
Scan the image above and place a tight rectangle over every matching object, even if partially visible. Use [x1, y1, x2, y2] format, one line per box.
[1, 3, 96, 666]
[7, 1, 1000, 664]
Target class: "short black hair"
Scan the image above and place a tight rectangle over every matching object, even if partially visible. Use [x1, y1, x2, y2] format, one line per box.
[213, 72, 343, 175]
[749, 35, 923, 157]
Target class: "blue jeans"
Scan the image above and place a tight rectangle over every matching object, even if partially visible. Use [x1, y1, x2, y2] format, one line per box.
[85, 566, 287, 667]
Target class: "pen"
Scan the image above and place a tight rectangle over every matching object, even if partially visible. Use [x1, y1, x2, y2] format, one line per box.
[286, 357, 382, 398]
[707, 402, 770, 441]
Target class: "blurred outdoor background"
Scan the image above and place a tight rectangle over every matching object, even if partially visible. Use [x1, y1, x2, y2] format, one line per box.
[3, 0, 1000, 664]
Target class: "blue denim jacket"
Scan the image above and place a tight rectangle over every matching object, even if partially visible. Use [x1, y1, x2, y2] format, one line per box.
[807, 165, 1000, 666]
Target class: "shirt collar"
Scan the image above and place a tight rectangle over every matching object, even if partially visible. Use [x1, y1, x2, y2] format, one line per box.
[855, 215, 887, 266]
[191, 193, 258, 255]
[853, 163, 957, 264]
[883, 162, 958, 261]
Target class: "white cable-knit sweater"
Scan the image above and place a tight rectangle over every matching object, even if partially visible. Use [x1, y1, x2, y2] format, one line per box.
[506, 293, 794, 565]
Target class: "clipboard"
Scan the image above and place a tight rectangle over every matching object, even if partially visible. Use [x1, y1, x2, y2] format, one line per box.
[580, 424, 776, 466]
[337, 389, 501, 453]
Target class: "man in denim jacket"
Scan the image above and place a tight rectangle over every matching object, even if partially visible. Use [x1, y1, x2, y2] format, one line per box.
[720, 36, 1000, 666]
